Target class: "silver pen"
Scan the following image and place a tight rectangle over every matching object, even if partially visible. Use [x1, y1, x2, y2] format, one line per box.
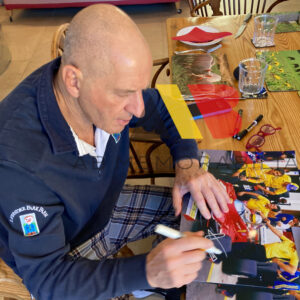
[154, 224, 222, 255]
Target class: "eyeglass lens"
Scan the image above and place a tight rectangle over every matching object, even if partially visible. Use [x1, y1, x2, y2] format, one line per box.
[260, 125, 277, 135]
[246, 124, 281, 150]
[247, 135, 264, 148]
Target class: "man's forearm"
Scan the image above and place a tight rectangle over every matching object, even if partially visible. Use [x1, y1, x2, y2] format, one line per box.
[266, 222, 283, 238]
[274, 259, 297, 275]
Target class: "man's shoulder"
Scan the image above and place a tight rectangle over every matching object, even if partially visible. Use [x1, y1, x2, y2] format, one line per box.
[280, 235, 293, 243]
[257, 194, 269, 202]
[0, 78, 43, 142]
[0, 61, 50, 129]
[0, 66, 52, 171]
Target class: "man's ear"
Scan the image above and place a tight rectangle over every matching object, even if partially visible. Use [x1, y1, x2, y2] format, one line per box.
[61, 65, 83, 98]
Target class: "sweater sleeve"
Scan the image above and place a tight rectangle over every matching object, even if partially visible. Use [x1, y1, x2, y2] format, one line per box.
[0, 161, 151, 300]
[129, 88, 199, 163]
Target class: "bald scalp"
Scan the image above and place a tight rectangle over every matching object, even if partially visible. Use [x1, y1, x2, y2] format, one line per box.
[62, 4, 150, 77]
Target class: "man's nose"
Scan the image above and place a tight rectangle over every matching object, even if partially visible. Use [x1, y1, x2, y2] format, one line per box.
[127, 91, 145, 118]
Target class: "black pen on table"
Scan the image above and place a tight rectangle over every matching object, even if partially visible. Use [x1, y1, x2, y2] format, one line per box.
[236, 114, 263, 141]
[232, 109, 243, 139]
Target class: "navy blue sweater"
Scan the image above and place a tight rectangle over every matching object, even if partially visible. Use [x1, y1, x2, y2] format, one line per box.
[0, 58, 198, 299]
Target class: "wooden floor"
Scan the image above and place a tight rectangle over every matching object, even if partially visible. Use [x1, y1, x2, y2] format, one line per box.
[1, 0, 300, 99]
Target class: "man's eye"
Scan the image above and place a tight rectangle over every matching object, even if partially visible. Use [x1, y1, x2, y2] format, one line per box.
[116, 92, 130, 98]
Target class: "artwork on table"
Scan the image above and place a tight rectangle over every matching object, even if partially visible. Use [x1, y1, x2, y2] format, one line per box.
[156, 84, 203, 140]
[171, 54, 240, 139]
[172, 53, 234, 96]
[272, 11, 300, 33]
[182, 150, 300, 299]
[256, 50, 300, 92]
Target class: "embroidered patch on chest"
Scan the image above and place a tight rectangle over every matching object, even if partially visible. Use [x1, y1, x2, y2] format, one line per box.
[19, 213, 40, 237]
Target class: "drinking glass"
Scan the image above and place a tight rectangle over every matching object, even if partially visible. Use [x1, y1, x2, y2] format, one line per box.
[253, 14, 278, 48]
[239, 58, 268, 95]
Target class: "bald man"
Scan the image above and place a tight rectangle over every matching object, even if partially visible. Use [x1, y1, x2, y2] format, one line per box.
[0, 4, 229, 299]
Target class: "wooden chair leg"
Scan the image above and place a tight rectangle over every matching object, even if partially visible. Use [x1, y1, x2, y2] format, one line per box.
[129, 161, 135, 174]
[9, 10, 13, 22]
[129, 142, 144, 173]
[145, 142, 164, 184]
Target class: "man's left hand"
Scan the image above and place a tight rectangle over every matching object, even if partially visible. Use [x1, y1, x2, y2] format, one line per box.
[172, 158, 230, 219]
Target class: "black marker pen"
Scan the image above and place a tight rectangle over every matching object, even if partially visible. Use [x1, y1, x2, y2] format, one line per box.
[236, 114, 263, 141]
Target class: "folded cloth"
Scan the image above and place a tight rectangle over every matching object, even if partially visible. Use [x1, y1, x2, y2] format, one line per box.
[172, 27, 232, 43]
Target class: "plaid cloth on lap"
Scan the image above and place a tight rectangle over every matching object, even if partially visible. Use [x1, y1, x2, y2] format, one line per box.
[69, 184, 178, 299]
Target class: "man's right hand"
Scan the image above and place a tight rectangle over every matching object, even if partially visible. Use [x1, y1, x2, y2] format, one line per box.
[145, 231, 213, 288]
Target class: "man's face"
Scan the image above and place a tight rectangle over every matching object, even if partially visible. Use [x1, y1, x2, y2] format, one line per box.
[273, 170, 283, 176]
[269, 204, 278, 210]
[77, 54, 152, 134]
[269, 169, 282, 176]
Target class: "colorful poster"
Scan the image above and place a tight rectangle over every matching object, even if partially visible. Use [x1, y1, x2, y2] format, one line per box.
[181, 150, 300, 299]
[172, 53, 235, 96]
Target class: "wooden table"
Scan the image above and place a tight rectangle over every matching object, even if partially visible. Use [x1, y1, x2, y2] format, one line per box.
[167, 15, 300, 163]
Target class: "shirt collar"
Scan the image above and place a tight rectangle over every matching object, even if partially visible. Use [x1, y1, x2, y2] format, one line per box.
[37, 57, 78, 155]
[36, 58, 122, 155]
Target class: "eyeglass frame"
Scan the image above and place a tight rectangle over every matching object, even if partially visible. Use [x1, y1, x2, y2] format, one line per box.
[246, 124, 281, 152]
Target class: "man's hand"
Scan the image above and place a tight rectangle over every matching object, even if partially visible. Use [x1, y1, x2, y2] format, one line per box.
[172, 158, 230, 219]
[146, 232, 213, 288]
[265, 218, 271, 226]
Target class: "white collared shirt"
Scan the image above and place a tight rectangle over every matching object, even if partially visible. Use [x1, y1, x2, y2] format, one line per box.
[70, 127, 110, 167]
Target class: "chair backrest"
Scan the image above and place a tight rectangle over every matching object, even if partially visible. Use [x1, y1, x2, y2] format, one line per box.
[0, 258, 32, 300]
[51, 23, 69, 59]
[187, 0, 289, 17]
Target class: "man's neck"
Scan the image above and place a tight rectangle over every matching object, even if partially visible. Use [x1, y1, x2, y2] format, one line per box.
[53, 70, 95, 146]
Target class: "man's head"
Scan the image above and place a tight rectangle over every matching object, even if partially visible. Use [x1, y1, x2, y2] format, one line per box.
[59, 4, 153, 133]
[278, 198, 288, 204]
[268, 203, 280, 211]
[268, 168, 285, 176]
[291, 217, 300, 226]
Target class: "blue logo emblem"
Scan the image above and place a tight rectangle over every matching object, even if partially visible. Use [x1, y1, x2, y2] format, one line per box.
[112, 133, 121, 143]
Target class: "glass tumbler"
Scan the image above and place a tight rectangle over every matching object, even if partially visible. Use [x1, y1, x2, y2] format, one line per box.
[239, 58, 268, 95]
[253, 14, 278, 47]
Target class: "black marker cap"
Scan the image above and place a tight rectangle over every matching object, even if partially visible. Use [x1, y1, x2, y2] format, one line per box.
[256, 114, 263, 122]
[236, 129, 248, 141]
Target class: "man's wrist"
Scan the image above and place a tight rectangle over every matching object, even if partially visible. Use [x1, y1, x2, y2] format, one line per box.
[175, 158, 200, 170]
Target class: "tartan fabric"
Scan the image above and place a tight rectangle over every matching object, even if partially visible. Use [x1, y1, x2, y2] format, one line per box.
[68, 184, 178, 299]
[69, 184, 178, 261]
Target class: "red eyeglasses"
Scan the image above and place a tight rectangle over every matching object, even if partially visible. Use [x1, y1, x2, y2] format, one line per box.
[246, 124, 281, 152]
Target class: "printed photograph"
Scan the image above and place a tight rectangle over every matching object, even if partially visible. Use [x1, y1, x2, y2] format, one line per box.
[182, 150, 300, 299]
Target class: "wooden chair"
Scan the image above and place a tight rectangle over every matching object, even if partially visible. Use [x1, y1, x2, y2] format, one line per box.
[50, 23, 69, 59]
[187, 0, 289, 17]
[0, 258, 32, 300]
[51, 23, 174, 184]
[128, 58, 173, 184]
